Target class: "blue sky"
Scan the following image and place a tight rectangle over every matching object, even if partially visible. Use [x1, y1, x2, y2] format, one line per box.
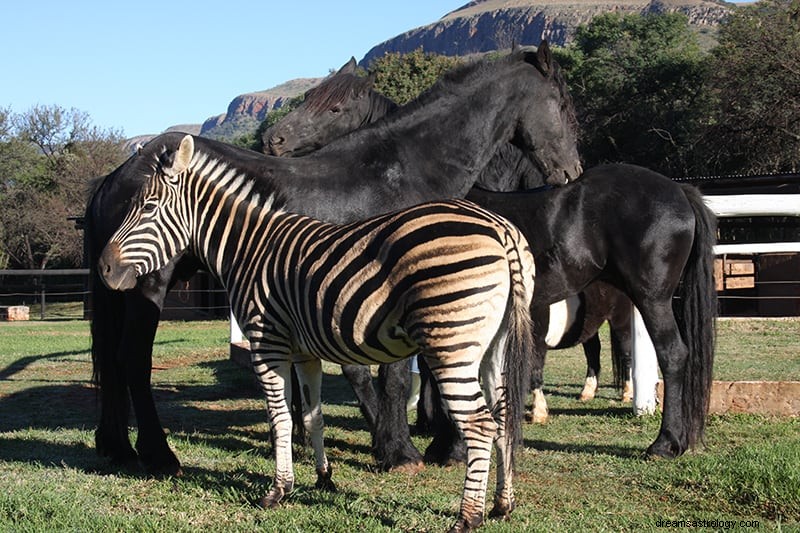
[1, 1, 462, 137]
[1, 1, 751, 138]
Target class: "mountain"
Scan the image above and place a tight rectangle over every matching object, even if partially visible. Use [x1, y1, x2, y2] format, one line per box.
[199, 77, 321, 140]
[361, 0, 734, 65]
[131, 78, 320, 146]
[137, 0, 736, 143]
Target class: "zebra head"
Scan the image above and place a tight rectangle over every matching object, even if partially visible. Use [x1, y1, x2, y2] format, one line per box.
[99, 135, 195, 291]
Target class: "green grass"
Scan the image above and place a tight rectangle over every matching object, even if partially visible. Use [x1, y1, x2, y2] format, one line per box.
[0, 319, 798, 531]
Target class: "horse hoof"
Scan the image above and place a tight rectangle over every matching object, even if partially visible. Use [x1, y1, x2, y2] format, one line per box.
[525, 410, 549, 424]
[389, 460, 425, 475]
[646, 439, 683, 460]
[578, 391, 595, 402]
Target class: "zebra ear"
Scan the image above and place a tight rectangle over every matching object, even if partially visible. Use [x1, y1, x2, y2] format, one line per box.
[166, 135, 194, 176]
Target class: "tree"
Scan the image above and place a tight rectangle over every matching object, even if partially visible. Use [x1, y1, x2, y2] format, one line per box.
[0, 105, 127, 269]
[368, 48, 462, 105]
[560, 12, 712, 176]
[699, 0, 800, 174]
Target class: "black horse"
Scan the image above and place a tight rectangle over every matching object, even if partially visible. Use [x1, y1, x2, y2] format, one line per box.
[87, 45, 582, 475]
[262, 61, 634, 447]
[263, 63, 717, 461]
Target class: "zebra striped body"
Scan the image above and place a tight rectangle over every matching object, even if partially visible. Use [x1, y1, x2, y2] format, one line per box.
[99, 136, 535, 531]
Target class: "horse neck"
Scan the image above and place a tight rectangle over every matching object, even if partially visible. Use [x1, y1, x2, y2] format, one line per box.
[332, 65, 526, 191]
[364, 93, 398, 125]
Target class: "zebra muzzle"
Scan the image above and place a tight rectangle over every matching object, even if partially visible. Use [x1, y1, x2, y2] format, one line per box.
[98, 241, 138, 291]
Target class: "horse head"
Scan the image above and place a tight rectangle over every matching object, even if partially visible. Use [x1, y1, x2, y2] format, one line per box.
[511, 41, 582, 185]
[264, 58, 393, 157]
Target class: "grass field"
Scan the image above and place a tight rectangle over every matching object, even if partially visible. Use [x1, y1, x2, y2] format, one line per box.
[0, 318, 798, 531]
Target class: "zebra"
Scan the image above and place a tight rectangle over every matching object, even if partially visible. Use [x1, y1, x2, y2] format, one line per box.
[98, 135, 536, 532]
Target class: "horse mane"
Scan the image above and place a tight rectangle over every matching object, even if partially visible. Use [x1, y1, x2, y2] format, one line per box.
[304, 73, 373, 115]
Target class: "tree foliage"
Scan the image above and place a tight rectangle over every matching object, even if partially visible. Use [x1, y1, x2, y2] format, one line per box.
[700, 0, 800, 174]
[560, 12, 712, 176]
[368, 48, 462, 105]
[0, 105, 127, 269]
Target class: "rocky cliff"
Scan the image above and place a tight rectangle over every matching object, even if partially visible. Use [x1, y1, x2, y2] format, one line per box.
[362, 0, 734, 64]
[200, 77, 321, 138]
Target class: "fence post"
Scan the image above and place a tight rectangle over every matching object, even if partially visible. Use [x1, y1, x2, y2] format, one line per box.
[230, 311, 243, 344]
[39, 279, 46, 320]
[631, 305, 659, 416]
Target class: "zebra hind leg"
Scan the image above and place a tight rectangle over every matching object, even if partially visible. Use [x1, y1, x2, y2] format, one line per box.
[293, 357, 335, 492]
[424, 354, 496, 533]
[479, 331, 515, 520]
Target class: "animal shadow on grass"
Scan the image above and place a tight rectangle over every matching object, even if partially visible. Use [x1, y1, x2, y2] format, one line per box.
[0, 352, 379, 476]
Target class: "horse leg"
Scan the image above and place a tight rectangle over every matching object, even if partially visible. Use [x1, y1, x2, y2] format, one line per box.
[636, 299, 690, 458]
[122, 291, 181, 475]
[578, 333, 601, 401]
[419, 356, 467, 466]
[374, 361, 424, 472]
[527, 305, 549, 423]
[424, 355, 496, 533]
[293, 358, 334, 491]
[92, 286, 137, 466]
[609, 323, 633, 403]
[340, 364, 378, 430]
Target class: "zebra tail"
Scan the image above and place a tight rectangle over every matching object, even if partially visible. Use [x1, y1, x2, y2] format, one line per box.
[504, 258, 535, 455]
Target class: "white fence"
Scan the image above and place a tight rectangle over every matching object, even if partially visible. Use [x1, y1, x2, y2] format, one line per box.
[631, 193, 800, 414]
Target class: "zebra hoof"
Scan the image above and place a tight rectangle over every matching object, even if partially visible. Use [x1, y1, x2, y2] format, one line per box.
[488, 496, 515, 520]
[258, 482, 292, 509]
[315, 466, 337, 492]
[447, 514, 483, 533]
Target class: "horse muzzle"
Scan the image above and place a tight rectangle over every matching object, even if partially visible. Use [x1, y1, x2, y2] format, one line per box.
[98, 241, 138, 291]
[545, 162, 583, 186]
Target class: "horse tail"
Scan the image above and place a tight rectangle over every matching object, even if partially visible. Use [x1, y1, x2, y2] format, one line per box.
[609, 326, 626, 390]
[677, 184, 718, 449]
[503, 235, 535, 452]
[85, 188, 131, 458]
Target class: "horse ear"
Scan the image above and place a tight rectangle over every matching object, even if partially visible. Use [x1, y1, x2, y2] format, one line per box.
[167, 135, 194, 176]
[339, 57, 358, 75]
[525, 40, 552, 77]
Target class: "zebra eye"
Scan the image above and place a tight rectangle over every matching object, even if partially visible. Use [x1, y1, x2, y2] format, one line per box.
[142, 201, 158, 214]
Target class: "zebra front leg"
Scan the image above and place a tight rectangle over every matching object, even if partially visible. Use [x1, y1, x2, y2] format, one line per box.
[425, 356, 496, 533]
[293, 357, 335, 492]
[251, 352, 295, 508]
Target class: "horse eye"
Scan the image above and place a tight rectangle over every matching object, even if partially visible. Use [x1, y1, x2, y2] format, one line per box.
[330, 106, 341, 114]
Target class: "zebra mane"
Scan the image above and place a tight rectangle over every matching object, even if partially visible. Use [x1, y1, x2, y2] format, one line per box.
[190, 150, 281, 214]
[135, 140, 283, 215]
